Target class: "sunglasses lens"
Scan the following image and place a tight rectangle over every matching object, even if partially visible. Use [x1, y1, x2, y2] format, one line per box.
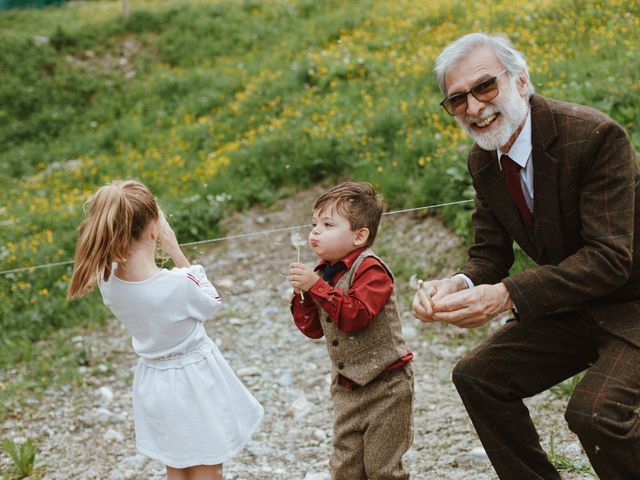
[443, 95, 466, 115]
[472, 77, 499, 100]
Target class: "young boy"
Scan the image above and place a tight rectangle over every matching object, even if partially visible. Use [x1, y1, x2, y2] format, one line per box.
[289, 182, 414, 480]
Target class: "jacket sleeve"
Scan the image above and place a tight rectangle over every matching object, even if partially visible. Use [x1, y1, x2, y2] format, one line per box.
[505, 119, 636, 320]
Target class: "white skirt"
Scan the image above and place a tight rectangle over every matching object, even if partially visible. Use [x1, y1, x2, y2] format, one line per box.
[132, 337, 263, 468]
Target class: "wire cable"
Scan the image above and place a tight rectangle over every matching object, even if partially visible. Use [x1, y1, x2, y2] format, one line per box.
[0, 198, 473, 276]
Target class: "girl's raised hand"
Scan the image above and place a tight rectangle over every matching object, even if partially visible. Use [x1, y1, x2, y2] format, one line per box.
[158, 211, 190, 268]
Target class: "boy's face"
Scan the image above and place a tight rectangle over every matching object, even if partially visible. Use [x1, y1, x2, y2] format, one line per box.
[310, 204, 368, 263]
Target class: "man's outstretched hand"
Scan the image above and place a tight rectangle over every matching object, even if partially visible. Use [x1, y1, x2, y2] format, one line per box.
[413, 278, 513, 328]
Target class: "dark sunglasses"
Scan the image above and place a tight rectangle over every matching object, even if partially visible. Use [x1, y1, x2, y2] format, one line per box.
[440, 69, 508, 116]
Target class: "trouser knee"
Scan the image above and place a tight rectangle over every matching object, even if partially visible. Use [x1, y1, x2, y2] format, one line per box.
[452, 355, 482, 395]
[564, 390, 617, 440]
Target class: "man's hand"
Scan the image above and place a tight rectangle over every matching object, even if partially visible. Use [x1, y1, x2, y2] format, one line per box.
[412, 277, 468, 323]
[289, 262, 320, 293]
[432, 283, 513, 328]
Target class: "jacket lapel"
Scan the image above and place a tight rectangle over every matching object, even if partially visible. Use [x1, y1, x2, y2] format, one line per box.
[475, 148, 539, 259]
[530, 95, 565, 264]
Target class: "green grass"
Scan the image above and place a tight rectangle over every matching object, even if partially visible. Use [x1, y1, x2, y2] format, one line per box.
[1, 437, 43, 480]
[548, 431, 597, 477]
[1, 0, 639, 418]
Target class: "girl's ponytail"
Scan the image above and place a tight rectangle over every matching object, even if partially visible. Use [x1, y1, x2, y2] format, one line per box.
[67, 180, 158, 299]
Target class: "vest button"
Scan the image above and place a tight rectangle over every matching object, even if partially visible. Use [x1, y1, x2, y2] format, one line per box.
[325, 318, 331, 323]
[338, 362, 344, 369]
[332, 340, 339, 347]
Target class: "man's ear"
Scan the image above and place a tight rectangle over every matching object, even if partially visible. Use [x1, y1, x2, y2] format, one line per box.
[353, 227, 370, 247]
[517, 71, 529, 97]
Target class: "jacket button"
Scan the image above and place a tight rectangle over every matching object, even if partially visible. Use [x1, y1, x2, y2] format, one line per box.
[338, 362, 344, 369]
[332, 340, 339, 347]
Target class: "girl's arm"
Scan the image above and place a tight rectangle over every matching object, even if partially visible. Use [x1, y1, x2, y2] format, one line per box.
[159, 211, 190, 268]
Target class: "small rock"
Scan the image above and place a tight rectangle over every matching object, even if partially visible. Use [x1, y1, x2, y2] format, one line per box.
[98, 386, 114, 402]
[120, 454, 147, 469]
[304, 472, 330, 480]
[236, 366, 261, 377]
[217, 278, 234, 289]
[289, 395, 313, 419]
[103, 428, 124, 442]
[94, 407, 114, 423]
[312, 429, 327, 441]
[470, 446, 489, 460]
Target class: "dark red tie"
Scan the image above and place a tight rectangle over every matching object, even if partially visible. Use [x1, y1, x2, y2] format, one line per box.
[500, 154, 533, 230]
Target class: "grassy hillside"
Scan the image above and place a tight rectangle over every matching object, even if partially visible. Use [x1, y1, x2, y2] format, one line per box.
[1, 0, 639, 409]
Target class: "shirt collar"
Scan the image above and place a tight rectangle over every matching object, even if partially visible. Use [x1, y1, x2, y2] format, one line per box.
[498, 109, 532, 169]
[314, 246, 368, 272]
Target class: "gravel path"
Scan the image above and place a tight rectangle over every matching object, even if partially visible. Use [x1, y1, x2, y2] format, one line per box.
[2, 188, 594, 479]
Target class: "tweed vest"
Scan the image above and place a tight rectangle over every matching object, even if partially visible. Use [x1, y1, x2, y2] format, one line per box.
[318, 249, 410, 386]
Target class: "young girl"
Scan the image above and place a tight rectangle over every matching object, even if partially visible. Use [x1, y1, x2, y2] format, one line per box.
[68, 180, 263, 480]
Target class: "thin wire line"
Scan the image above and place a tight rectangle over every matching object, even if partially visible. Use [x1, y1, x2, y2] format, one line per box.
[0, 198, 473, 276]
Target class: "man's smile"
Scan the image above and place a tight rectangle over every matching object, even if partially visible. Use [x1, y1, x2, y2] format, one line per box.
[473, 112, 500, 129]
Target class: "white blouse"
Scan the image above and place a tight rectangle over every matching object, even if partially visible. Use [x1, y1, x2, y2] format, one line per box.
[99, 264, 222, 359]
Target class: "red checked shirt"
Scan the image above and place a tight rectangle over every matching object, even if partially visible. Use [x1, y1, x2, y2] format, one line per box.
[291, 247, 413, 373]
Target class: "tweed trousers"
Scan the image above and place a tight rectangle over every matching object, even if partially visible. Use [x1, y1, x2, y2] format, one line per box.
[452, 312, 640, 480]
[330, 363, 414, 480]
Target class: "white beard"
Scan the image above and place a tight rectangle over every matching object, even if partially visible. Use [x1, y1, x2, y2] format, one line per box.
[457, 78, 529, 151]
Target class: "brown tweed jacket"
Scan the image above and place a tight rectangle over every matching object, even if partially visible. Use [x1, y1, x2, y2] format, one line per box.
[459, 94, 640, 345]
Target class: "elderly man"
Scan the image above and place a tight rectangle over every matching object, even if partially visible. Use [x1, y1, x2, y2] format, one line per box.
[412, 32, 640, 479]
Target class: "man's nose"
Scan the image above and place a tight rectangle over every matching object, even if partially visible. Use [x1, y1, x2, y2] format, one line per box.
[465, 93, 485, 117]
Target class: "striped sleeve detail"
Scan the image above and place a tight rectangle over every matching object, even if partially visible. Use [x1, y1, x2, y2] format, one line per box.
[186, 273, 200, 287]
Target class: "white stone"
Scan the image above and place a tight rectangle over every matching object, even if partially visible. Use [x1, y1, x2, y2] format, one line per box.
[120, 454, 147, 469]
[103, 428, 124, 442]
[304, 472, 330, 480]
[216, 278, 234, 289]
[94, 407, 114, 423]
[98, 386, 114, 402]
[312, 429, 327, 441]
[289, 395, 313, 419]
[242, 278, 257, 289]
[237, 366, 261, 377]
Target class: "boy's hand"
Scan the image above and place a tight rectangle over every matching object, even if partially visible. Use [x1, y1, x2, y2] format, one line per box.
[289, 262, 320, 293]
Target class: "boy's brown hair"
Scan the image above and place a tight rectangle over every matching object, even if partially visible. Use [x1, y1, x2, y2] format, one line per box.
[314, 182, 383, 246]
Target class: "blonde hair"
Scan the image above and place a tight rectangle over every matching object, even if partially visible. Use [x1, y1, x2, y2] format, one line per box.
[314, 182, 383, 247]
[67, 180, 159, 299]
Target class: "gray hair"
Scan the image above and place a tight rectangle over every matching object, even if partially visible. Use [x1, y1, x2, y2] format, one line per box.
[434, 32, 534, 97]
